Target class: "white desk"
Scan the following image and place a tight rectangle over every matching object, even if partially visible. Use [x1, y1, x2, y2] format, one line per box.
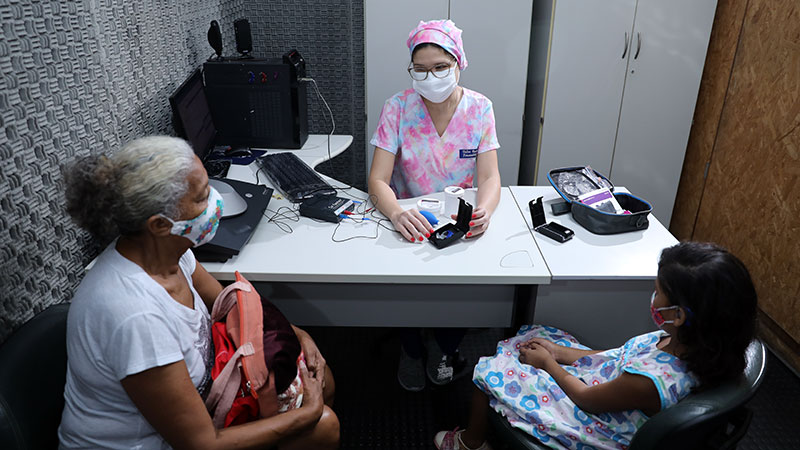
[509, 186, 679, 348]
[202, 141, 550, 327]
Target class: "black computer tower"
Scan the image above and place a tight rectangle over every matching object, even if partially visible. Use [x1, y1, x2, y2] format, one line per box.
[203, 59, 308, 149]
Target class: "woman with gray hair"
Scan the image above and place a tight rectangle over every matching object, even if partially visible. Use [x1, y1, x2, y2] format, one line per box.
[58, 136, 338, 449]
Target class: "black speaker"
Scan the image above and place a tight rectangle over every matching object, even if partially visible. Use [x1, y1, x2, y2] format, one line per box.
[207, 20, 223, 58]
[234, 19, 252, 56]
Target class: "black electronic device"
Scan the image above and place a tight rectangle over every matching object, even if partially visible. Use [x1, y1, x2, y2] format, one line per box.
[194, 179, 273, 262]
[207, 20, 223, 59]
[234, 18, 253, 57]
[169, 68, 231, 177]
[283, 49, 306, 79]
[203, 58, 308, 148]
[429, 198, 473, 249]
[255, 152, 335, 202]
[529, 196, 574, 243]
[299, 196, 354, 223]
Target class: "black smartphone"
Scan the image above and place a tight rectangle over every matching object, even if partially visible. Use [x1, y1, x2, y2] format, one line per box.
[528, 197, 574, 243]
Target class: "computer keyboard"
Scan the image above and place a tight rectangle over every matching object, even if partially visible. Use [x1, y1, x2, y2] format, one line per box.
[255, 152, 336, 202]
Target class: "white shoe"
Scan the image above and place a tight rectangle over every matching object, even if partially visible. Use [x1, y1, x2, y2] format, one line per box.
[434, 429, 493, 450]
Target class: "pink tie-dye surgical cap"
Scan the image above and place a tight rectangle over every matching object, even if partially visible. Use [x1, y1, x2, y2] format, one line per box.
[406, 19, 468, 70]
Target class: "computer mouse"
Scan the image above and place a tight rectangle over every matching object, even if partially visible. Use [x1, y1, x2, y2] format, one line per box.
[226, 148, 253, 158]
[209, 179, 248, 218]
[419, 209, 438, 225]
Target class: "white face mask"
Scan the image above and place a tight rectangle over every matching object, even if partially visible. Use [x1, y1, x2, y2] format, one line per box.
[412, 69, 458, 103]
[162, 186, 224, 247]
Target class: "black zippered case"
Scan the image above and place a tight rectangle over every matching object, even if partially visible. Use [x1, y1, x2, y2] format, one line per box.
[546, 167, 652, 235]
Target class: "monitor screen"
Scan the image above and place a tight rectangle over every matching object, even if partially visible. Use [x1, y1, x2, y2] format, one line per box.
[169, 69, 216, 159]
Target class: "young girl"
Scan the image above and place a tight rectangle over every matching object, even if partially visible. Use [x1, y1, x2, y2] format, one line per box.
[435, 242, 758, 450]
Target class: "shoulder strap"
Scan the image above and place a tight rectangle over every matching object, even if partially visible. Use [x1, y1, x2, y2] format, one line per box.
[209, 281, 251, 322]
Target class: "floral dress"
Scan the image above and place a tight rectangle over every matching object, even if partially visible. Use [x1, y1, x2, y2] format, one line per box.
[370, 88, 499, 199]
[473, 325, 698, 449]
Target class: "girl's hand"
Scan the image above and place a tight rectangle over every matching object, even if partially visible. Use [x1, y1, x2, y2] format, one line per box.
[525, 338, 562, 361]
[455, 207, 490, 238]
[391, 208, 434, 243]
[519, 343, 555, 369]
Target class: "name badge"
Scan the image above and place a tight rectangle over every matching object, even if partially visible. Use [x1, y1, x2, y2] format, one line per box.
[459, 148, 478, 159]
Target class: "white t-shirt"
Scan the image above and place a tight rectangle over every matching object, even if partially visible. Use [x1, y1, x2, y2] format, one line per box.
[58, 241, 212, 449]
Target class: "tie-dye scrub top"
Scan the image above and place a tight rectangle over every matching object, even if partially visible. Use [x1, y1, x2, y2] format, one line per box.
[474, 326, 698, 449]
[370, 88, 499, 199]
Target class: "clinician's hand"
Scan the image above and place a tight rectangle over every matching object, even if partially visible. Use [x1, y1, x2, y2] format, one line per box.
[391, 208, 434, 243]
[453, 206, 491, 238]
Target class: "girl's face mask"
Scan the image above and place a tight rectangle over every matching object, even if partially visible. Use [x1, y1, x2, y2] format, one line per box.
[650, 291, 681, 329]
[162, 186, 224, 247]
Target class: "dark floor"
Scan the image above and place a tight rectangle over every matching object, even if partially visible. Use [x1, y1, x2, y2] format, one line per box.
[304, 326, 800, 450]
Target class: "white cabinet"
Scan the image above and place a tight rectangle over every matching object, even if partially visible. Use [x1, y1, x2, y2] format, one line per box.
[529, 0, 717, 224]
[366, 1, 533, 186]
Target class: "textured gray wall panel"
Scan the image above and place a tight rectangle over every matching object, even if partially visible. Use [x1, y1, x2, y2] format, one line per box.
[0, 0, 224, 342]
[0, 0, 366, 344]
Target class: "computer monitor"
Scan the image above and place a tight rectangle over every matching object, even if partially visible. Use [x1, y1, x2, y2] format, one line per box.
[169, 69, 217, 160]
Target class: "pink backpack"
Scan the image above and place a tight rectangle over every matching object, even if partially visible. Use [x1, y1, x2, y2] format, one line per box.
[204, 272, 302, 427]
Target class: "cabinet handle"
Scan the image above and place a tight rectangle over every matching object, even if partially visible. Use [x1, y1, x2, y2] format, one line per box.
[622, 32, 629, 59]
[634, 32, 641, 59]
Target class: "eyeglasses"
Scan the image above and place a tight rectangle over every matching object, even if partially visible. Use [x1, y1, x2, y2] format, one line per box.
[407, 62, 455, 81]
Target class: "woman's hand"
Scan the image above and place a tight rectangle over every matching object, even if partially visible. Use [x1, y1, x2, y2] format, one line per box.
[298, 359, 324, 420]
[293, 326, 326, 382]
[456, 206, 491, 238]
[519, 342, 556, 369]
[390, 208, 434, 243]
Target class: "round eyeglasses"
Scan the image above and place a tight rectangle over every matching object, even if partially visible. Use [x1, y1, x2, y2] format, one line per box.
[407, 62, 455, 81]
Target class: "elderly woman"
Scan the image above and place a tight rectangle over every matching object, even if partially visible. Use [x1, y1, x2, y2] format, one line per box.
[58, 136, 338, 449]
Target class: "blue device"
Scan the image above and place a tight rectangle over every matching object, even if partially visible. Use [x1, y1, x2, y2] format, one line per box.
[419, 210, 439, 225]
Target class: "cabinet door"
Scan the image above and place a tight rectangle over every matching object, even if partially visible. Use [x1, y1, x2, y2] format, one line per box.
[535, 0, 637, 184]
[610, 0, 717, 223]
[365, 1, 449, 172]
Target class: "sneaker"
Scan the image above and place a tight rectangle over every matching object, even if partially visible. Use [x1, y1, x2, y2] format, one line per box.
[397, 347, 426, 392]
[426, 346, 467, 385]
[434, 429, 493, 450]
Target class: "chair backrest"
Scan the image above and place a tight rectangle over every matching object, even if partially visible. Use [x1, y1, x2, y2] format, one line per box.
[629, 339, 767, 450]
[0, 303, 70, 450]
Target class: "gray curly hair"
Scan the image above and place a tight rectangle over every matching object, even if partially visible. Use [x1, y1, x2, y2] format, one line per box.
[63, 136, 197, 242]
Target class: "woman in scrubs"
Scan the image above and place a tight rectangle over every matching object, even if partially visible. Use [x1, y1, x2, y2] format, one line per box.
[368, 19, 501, 391]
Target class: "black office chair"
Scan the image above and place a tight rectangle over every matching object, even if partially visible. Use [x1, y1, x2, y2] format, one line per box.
[0, 303, 70, 450]
[489, 339, 767, 450]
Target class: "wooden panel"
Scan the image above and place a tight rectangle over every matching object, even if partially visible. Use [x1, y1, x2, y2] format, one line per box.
[694, 0, 800, 343]
[669, 0, 749, 239]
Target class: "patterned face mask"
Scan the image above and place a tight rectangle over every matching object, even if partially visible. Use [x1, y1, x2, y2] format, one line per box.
[650, 291, 681, 328]
[162, 186, 224, 247]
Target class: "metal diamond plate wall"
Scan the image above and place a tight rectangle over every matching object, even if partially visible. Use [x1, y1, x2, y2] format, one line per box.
[0, 0, 366, 344]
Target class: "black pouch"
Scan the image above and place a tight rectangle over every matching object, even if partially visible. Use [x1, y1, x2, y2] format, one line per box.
[547, 167, 652, 235]
[428, 198, 473, 249]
